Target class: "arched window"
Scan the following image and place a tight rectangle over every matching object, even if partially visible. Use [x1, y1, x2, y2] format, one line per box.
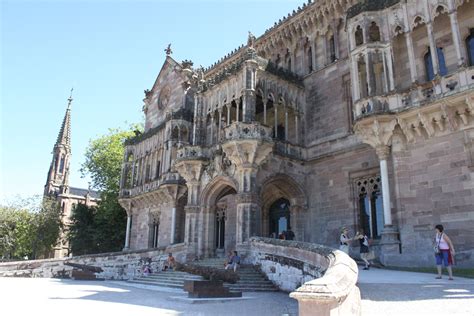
[355, 26, 363, 46]
[329, 35, 336, 62]
[424, 47, 447, 81]
[356, 176, 384, 238]
[59, 155, 65, 174]
[466, 29, 474, 66]
[369, 22, 381, 42]
[307, 46, 313, 73]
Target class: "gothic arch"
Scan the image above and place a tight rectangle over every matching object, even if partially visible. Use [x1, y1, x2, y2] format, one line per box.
[200, 175, 238, 207]
[259, 173, 307, 239]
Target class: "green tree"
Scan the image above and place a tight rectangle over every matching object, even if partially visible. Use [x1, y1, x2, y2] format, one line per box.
[0, 196, 62, 260]
[68, 203, 97, 255]
[68, 125, 140, 255]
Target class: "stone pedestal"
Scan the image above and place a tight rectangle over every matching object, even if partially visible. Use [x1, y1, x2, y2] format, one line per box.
[379, 226, 400, 265]
[183, 280, 242, 298]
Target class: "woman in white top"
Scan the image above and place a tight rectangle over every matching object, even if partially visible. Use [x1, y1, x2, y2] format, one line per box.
[339, 227, 352, 254]
[434, 224, 456, 280]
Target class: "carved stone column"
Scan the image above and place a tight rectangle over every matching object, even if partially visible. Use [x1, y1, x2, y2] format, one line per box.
[243, 59, 258, 122]
[404, 32, 418, 83]
[175, 146, 209, 258]
[119, 199, 133, 250]
[222, 122, 273, 244]
[354, 117, 400, 264]
[448, 10, 465, 66]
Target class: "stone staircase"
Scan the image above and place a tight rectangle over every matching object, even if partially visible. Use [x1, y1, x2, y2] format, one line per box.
[127, 257, 278, 292]
[193, 257, 278, 292]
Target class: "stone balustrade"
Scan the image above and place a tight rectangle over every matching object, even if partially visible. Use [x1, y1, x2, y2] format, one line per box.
[0, 243, 187, 280]
[274, 141, 305, 160]
[238, 237, 360, 316]
[223, 121, 273, 142]
[354, 67, 474, 119]
[176, 145, 210, 161]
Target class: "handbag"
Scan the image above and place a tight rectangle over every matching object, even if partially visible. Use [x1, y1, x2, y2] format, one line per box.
[434, 233, 442, 255]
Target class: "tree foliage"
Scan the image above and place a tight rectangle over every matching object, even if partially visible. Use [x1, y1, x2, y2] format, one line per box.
[0, 196, 62, 260]
[68, 125, 140, 255]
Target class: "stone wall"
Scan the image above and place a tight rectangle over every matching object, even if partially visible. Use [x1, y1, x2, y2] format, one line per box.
[0, 243, 187, 280]
[239, 237, 332, 292]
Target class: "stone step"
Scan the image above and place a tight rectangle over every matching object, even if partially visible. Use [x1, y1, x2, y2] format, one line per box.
[127, 279, 183, 288]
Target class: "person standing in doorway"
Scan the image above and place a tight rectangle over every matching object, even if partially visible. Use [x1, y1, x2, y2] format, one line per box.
[434, 224, 455, 280]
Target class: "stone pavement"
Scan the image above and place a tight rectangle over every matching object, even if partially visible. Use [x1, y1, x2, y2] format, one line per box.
[358, 267, 474, 316]
[1, 268, 473, 316]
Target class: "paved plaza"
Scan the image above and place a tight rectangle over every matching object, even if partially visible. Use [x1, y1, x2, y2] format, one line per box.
[1, 268, 473, 316]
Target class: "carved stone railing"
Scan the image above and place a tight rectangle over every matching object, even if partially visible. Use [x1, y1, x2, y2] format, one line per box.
[176, 145, 209, 161]
[160, 171, 184, 186]
[274, 141, 304, 160]
[223, 121, 273, 142]
[124, 178, 162, 198]
[238, 237, 360, 316]
[354, 67, 474, 120]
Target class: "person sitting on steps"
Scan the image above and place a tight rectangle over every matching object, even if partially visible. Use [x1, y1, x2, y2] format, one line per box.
[163, 253, 176, 271]
[225, 251, 240, 272]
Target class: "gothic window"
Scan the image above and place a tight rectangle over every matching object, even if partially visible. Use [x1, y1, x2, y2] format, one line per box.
[369, 22, 380, 42]
[59, 155, 65, 174]
[307, 46, 313, 73]
[145, 164, 151, 183]
[466, 29, 474, 66]
[155, 160, 161, 179]
[355, 26, 363, 46]
[424, 47, 447, 81]
[152, 219, 159, 248]
[356, 176, 384, 238]
[329, 35, 336, 63]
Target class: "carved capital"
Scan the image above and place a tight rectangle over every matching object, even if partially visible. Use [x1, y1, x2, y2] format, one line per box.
[354, 116, 397, 149]
[375, 145, 391, 161]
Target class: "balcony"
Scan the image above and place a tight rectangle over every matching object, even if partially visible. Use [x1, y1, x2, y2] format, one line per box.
[274, 141, 304, 160]
[354, 67, 474, 120]
[223, 121, 273, 143]
[176, 145, 209, 161]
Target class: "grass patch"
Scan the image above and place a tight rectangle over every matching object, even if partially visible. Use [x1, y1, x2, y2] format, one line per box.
[384, 266, 474, 279]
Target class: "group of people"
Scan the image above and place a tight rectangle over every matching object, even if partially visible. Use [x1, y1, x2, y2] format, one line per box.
[339, 224, 456, 279]
[269, 229, 295, 240]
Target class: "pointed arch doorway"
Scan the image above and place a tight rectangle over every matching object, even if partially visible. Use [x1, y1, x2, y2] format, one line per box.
[269, 198, 291, 238]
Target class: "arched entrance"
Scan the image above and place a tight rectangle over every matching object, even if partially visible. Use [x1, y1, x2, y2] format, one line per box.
[200, 177, 238, 257]
[269, 198, 291, 239]
[260, 174, 307, 241]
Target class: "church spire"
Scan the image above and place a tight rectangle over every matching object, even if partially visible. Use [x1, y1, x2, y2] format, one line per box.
[44, 90, 73, 196]
[55, 88, 73, 150]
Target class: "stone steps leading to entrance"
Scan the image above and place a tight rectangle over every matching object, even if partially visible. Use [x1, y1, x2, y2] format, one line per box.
[127, 258, 278, 292]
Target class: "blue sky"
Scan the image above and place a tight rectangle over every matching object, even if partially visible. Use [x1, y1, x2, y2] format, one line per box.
[1, 0, 303, 203]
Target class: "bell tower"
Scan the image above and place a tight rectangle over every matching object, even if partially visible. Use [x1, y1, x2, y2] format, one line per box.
[44, 90, 73, 197]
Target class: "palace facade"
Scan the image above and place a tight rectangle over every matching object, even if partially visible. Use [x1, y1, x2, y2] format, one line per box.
[119, 0, 474, 267]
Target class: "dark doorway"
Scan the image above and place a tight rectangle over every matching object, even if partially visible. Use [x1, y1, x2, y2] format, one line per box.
[269, 198, 290, 238]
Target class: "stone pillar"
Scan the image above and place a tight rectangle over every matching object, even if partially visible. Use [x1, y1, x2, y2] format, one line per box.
[376, 146, 392, 226]
[350, 56, 360, 101]
[289, 204, 305, 241]
[295, 114, 299, 144]
[385, 48, 395, 91]
[448, 10, 465, 66]
[404, 32, 418, 83]
[218, 110, 222, 141]
[170, 206, 176, 244]
[426, 22, 440, 76]
[376, 145, 400, 264]
[243, 59, 257, 122]
[263, 100, 267, 125]
[236, 192, 260, 244]
[227, 105, 231, 125]
[236, 99, 240, 122]
[365, 53, 374, 96]
[332, 22, 340, 60]
[124, 213, 132, 250]
[274, 105, 278, 137]
[310, 38, 317, 71]
[285, 110, 289, 141]
[210, 114, 214, 144]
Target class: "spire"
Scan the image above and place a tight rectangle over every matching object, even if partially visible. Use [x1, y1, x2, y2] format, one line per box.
[55, 88, 73, 149]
